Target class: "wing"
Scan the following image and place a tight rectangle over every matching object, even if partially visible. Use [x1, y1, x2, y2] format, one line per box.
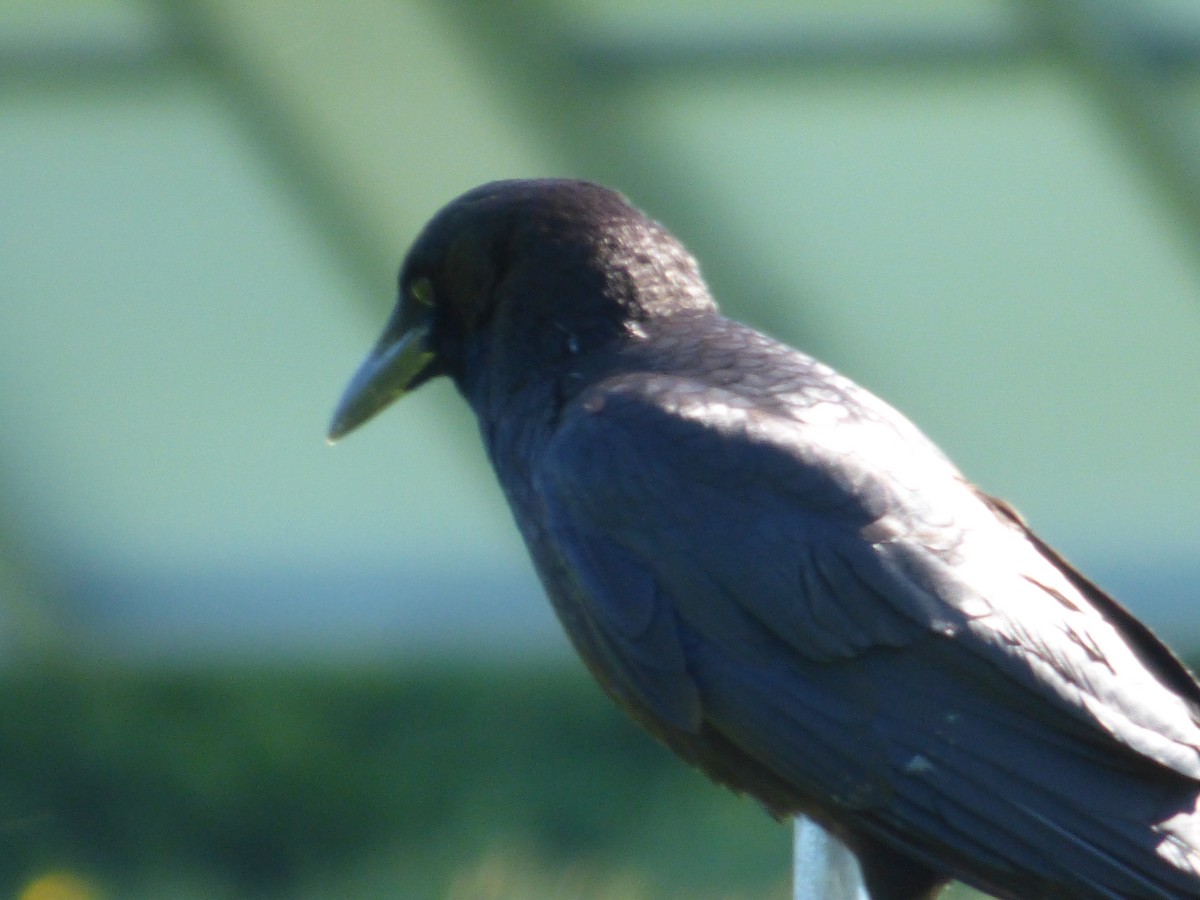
[532, 369, 1200, 895]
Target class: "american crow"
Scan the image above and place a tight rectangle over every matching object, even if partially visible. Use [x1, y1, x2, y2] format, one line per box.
[329, 179, 1200, 898]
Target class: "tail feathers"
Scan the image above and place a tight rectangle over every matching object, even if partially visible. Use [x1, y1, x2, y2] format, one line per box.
[688, 635, 1200, 896]
[1014, 802, 1182, 899]
[885, 734, 1200, 898]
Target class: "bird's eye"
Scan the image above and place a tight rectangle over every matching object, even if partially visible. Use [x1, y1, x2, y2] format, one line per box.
[409, 277, 435, 307]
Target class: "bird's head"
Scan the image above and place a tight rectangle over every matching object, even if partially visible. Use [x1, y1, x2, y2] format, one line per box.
[327, 178, 713, 441]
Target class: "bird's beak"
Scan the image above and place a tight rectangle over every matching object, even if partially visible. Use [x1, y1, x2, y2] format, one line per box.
[327, 308, 436, 443]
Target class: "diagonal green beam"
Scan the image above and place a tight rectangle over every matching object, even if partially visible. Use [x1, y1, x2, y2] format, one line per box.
[0, 514, 87, 664]
[1028, 0, 1200, 266]
[144, 0, 565, 320]
[146, 0, 398, 305]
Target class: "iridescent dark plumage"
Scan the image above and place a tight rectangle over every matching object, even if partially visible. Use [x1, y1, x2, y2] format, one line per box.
[330, 179, 1200, 899]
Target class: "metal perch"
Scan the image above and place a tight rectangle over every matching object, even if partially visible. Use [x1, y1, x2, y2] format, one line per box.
[794, 816, 869, 900]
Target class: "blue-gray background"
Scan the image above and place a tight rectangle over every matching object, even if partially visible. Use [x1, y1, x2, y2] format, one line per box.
[3, 0, 1196, 666]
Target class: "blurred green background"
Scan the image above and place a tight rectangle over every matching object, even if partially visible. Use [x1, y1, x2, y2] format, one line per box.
[2, 1, 1199, 897]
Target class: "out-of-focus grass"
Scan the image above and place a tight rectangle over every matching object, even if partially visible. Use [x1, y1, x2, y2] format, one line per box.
[0, 661, 797, 899]
[0, 658, 1004, 898]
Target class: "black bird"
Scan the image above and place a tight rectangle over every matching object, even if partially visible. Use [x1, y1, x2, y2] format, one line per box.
[328, 179, 1200, 899]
